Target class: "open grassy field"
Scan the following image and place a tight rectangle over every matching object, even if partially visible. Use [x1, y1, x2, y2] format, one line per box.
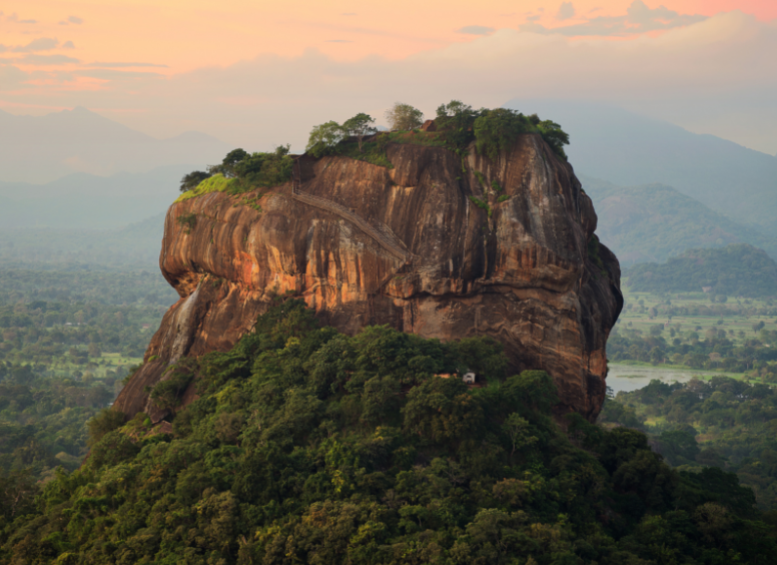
[617, 279, 776, 347]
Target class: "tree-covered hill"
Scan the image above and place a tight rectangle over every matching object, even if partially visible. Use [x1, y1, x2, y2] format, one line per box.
[505, 99, 777, 240]
[624, 244, 777, 297]
[2, 300, 775, 564]
[600, 376, 777, 511]
[580, 176, 777, 265]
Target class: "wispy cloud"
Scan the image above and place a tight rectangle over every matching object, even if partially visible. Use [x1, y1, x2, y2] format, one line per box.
[13, 38, 59, 53]
[75, 69, 165, 79]
[556, 2, 576, 21]
[0, 64, 28, 88]
[324, 40, 353, 43]
[18, 54, 80, 65]
[62, 41, 75, 49]
[456, 25, 496, 36]
[68, 16, 83, 24]
[1, 12, 775, 154]
[85, 61, 169, 68]
[523, 0, 705, 36]
[7, 12, 37, 24]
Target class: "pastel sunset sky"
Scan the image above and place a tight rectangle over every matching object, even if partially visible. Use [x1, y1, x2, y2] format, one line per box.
[2, 0, 776, 153]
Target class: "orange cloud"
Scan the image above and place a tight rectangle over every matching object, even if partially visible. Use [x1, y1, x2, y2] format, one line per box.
[1, 1, 775, 154]
[2, 0, 773, 79]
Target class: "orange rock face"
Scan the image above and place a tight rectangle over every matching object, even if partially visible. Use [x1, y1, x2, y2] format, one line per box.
[114, 134, 622, 423]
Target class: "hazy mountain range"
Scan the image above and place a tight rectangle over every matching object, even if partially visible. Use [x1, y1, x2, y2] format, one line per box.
[2, 102, 776, 267]
[0, 166, 186, 230]
[0, 213, 167, 270]
[0, 107, 230, 184]
[580, 176, 777, 265]
[506, 99, 777, 240]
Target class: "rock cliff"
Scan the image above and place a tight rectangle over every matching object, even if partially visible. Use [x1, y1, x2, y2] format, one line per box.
[114, 133, 622, 423]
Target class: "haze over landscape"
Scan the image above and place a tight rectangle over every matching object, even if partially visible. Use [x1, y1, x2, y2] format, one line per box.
[2, 1, 777, 564]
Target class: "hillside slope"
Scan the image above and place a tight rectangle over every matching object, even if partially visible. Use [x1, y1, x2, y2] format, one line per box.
[625, 243, 777, 297]
[0, 167, 186, 230]
[2, 302, 771, 564]
[504, 100, 777, 239]
[0, 107, 230, 184]
[580, 176, 777, 264]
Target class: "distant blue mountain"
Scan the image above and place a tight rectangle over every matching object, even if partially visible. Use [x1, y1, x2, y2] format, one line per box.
[0, 166, 186, 230]
[580, 175, 777, 265]
[504, 99, 777, 238]
[0, 107, 231, 184]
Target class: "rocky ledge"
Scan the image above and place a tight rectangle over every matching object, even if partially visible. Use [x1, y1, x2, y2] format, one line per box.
[114, 133, 622, 423]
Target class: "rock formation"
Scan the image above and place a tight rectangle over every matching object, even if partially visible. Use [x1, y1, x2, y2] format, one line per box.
[114, 132, 622, 423]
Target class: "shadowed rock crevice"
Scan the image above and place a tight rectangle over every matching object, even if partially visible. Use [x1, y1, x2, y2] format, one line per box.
[114, 134, 622, 423]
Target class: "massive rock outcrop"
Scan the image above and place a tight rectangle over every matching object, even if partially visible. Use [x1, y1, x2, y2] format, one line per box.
[114, 133, 622, 423]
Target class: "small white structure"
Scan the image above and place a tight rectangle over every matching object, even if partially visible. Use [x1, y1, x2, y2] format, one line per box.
[434, 371, 478, 384]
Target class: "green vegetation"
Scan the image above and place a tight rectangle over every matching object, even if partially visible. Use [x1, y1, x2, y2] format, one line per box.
[179, 171, 211, 193]
[610, 315, 776, 373]
[343, 113, 377, 153]
[3, 300, 776, 564]
[0, 267, 175, 481]
[473, 108, 569, 161]
[610, 285, 777, 376]
[332, 137, 395, 169]
[601, 376, 777, 510]
[579, 176, 777, 265]
[306, 121, 347, 157]
[230, 145, 294, 189]
[306, 101, 570, 171]
[0, 370, 115, 480]
[307, 113, 377, 157]
[178, 146, 294, 202]
[175, 212, 197, 233]
[468, 195, 492, 217]
[174, 173, 235, 203]
[384, 102, 424, 131]
[149, 362, 195, 411]
[625, 244, 777, 297]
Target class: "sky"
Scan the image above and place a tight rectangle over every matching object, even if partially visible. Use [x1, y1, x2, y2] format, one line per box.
[1, 0, 776, 154]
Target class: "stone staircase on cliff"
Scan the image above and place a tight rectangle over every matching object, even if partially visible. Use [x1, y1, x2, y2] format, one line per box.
[291, 160, 411, 264]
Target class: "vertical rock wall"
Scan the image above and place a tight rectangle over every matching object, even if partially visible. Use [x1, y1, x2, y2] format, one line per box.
[114, 134, 622, 423]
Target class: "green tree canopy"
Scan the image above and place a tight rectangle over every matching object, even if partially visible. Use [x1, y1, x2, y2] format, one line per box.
[233, 145, 293, 188]
[342, 113, 376, 152]
[385, 102, 424, 131]
[473, 109, 532, 160]
[179, 170, 211, 193]
[218, 148, 250, 177]
[2, 302, 774, 563]
[306, 120, 346, 157]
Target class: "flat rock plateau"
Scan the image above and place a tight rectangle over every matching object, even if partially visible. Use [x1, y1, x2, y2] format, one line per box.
[114, 133, 622, 423]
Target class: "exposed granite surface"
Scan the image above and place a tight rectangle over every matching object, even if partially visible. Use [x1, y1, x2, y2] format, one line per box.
[114, 134, 622, 423]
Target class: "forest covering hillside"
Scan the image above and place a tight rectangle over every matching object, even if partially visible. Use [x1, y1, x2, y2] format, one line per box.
[580, 176, 777, 264]
[2, 301, 775, 564]
[624, 244, 777, 297]
[505, 99, 777, 240]
[0, 263, 177, 482]
[600, 376, 777, 510]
